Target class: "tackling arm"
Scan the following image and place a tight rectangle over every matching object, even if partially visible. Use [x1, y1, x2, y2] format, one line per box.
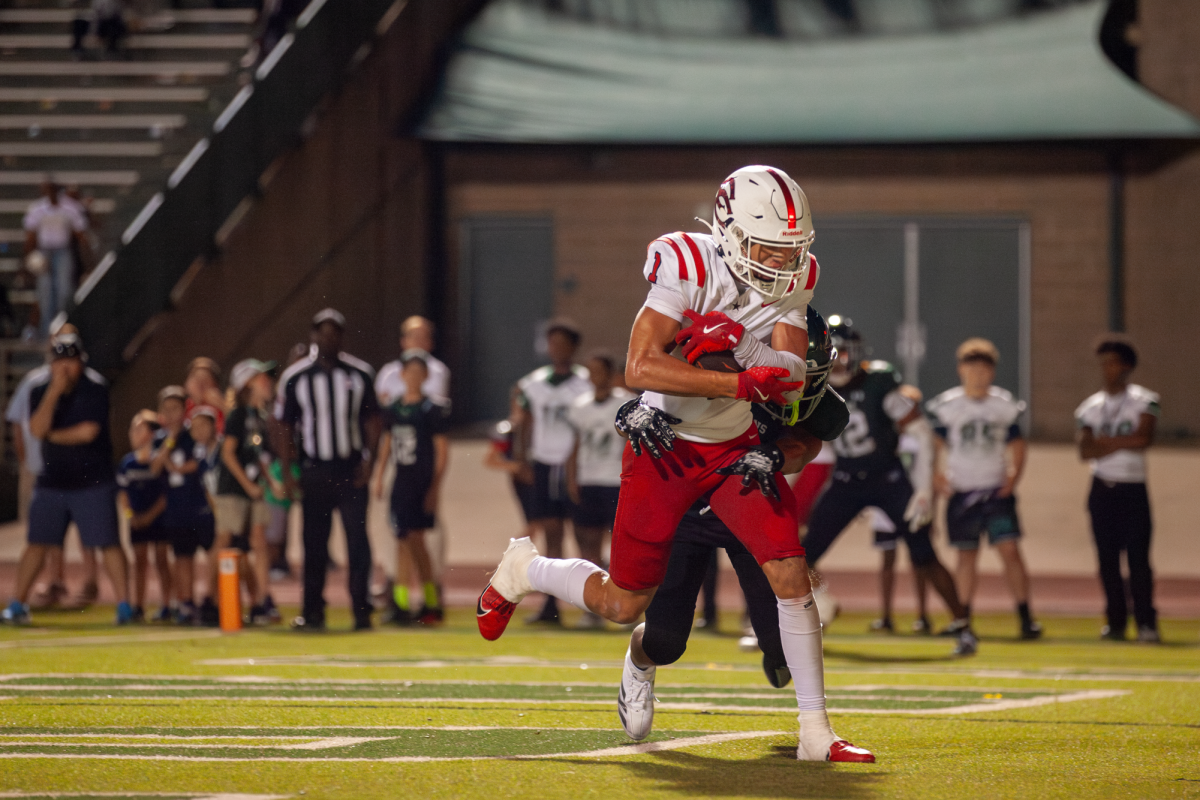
[730, 321, 808, 384]
[625, 307, 739, 398]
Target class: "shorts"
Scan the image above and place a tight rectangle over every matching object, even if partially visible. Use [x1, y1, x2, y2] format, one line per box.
[213, 494, 269, 536]
[130, 521, 169, 544]
[867, 507, 899, 551]
[28, 483, 120, 549]
[947, 490, 1021, 550]
[572, 485, 620, 529]
[390, 474, 435, 538]
[609, 425, 804, 592]
[803, 469, 937, 567]
[229, 534, 251, 553]
[528, 461, 571, 521]
[167, 517, 215, 557]
[265, 504, 289, 546]
[511, 478, 537, 522]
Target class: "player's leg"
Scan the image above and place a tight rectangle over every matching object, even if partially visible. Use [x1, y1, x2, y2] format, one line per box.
[726, 544, 790, 687]
[249, 512, 270, 607]
[955, 547, 980, 610]
[912, 568, 931, 633]
[478, 443, 701, 640]
[697, 549, 719, 629]
[571, 486, 619, 630]
[1121, 483, 1157, 640]
[297, 473, 335, 628]
[801, 478, 870, 568]
[1087, 479, 1127, 639]
[335, 476, 374, 629]
[406, 531, 442, 622]
[80, 541, 99, 605]
[29, 546, 66, 609]
[151, 541, 173, 619]
[710, 474, 873, 763]
[874, 546, 896, 632]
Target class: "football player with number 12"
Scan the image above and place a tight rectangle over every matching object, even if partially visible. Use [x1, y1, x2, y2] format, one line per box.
[477, 166, 875, 763]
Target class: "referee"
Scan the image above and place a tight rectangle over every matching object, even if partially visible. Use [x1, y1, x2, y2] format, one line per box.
[273, 309, 382, 631]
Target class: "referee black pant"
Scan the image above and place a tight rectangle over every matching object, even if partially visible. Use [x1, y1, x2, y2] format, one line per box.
[1088, 478, 1156, 633]
[642, 513, 785, 671]
[300, 463, 373, 625]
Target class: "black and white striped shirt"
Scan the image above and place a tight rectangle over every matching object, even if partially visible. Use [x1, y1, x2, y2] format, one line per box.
[274, 346, 379, 467]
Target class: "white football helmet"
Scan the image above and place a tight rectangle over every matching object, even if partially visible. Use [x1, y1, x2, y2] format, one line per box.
[709, 165, 815, 299]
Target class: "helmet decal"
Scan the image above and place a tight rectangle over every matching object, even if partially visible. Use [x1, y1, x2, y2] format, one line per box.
[764, 168, 797, 229]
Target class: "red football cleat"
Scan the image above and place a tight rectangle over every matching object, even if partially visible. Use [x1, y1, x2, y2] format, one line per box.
[827, 740, 876, 763]
[476, 585, 517, 641]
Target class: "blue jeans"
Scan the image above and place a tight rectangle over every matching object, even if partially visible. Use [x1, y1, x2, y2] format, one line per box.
[36, 247, 75, 337]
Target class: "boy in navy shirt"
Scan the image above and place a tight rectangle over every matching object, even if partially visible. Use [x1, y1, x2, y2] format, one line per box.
[372, 350, 450, 624]
[117, 410, 170, 622]
[153, 386, 214, 625]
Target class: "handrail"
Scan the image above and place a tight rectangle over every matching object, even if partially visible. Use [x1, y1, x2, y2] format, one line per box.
[70, 0, 397, 375]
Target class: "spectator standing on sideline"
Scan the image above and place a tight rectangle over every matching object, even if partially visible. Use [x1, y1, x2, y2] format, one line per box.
[2, 331, 131, 625]
[273, 309, 381, 632]
[215, 360, 279, 626]
[185, 357, 226, 433]
[1075, 336, 1161, 643]
[152, 386, 214, 626]
[376, 317, 450, 406]
[372, 350, 450, 625]
[927, 339, 1041, 640]
[264, 344, 309, 581]
[564, 352, 632, 629]
[513, 319, 591, 625]
[117, 410, 170, 623]
[23, 182, 89, 338]
[483, 389, 539, 542]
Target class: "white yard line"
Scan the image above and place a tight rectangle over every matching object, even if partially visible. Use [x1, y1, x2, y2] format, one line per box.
[0, 631, 221, 650]
[0, 731, 786, 763]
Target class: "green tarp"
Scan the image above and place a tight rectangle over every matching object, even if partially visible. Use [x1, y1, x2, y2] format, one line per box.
[419, 0, 1200, 143]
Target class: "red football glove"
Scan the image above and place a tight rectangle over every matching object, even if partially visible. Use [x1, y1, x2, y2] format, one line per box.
[674, 309, 745, 364]
[735, 366, 803, 405]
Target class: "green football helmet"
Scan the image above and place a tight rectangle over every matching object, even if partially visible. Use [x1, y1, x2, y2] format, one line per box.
[763, 305, 836, 425]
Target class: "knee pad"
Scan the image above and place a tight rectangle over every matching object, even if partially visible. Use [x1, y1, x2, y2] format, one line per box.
[640, 625, 689, 666]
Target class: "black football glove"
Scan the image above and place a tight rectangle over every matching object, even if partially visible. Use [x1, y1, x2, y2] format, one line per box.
[717, 444, 786, 500]
[614, 398, 681, 459]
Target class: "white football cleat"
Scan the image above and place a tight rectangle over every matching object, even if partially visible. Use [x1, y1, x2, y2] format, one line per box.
[490, 537, 538, 603]
[796, 710, 875, 762]
[618, 633, 656, 741]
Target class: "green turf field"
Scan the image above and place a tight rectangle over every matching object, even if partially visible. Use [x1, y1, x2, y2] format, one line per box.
[1, 607, 1197, 799]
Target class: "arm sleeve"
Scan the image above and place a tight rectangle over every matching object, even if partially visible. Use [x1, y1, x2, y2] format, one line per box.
[732, 333, 807, 384]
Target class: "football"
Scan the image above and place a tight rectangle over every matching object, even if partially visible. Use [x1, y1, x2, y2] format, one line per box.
[693, 349, 744, 373]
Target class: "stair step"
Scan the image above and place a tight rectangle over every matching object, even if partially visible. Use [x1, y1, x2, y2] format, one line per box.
[0, 141, 163, 157]
[0, 114, 187, 130]
[0, 198, 117, 214]
[0, 34, 252, 49]
[0, 61, 230, 77]
[0, 171, 139, 186]
[0, 86, 209, 102]
[0, 9, 257, 24]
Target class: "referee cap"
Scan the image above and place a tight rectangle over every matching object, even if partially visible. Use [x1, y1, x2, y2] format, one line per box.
[312, 308, 346, 330]
[230, 358, 278, 391]
[956, 338, 999, 364]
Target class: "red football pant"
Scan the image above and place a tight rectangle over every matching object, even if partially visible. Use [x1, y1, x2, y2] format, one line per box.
[608, 425, 805, 592]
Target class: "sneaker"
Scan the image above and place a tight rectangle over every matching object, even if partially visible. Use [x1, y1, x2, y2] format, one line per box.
[763, 654, 791, 689]
[1136, 625, 1161, 644]
[869, 617, 894, 634]
[129, 605, 145, 623]
[2, 600, 31, 625]
[385, 607, 414, 626]
[262, 595, 281, 623]
[67, 580, 99, 610]
[417, 606, 444, 626]
[175, 602, 197, 626]
[796, 711, 875, 762]
[618, 641, 656, 741]
[29, 583, 68, 611]
[911, 616, 932, 635]
[353, 614, 373, 631]
[476, 537, 539, 641]
[738, 634, 761, 653]
[1100, 624, 1126, 641]
[952, 627, 978, 656]
[198, 598, 219, 628]
[116, 601, 135, 625]
[248, 604, 271, 626]
[825, 740, 877, 763]
[938, 617, 971, 637]
[1020, 619, 1043, 640]
[290, 615, 325, 632]
[692, 615, 717, 631]
[153, 606, 174, 623]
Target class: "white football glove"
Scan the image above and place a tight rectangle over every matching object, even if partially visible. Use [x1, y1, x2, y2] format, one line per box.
[903, 489, 934, 532]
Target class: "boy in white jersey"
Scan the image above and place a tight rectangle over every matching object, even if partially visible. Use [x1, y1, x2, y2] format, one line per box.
[565, 352, 633, 629]
[1075, 335, 1160, 642]
[927, 339, 1041, 640]
[477, 165, 874, 763]
[514, 319, 592, 625]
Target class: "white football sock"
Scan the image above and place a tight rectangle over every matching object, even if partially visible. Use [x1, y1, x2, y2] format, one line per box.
[526, 557, 602, 612]
[778, 593, 838, 756]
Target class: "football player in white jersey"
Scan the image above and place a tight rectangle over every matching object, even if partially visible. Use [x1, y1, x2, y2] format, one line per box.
[1075, 335, 1160, 642]
[513, 319, 593, 624]
[564, 352, 633, 629]
[477, 165, 875, 763]
[927, 339, 1041, 640]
